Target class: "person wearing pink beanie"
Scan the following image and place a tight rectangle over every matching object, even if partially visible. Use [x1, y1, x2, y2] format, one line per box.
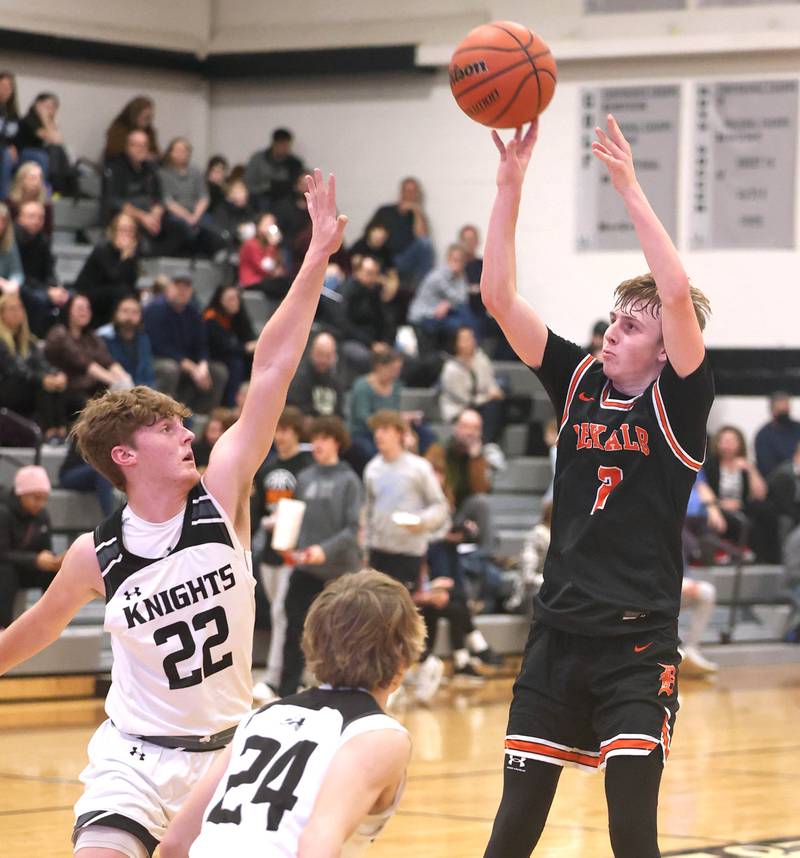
[0, 465, 61, 627]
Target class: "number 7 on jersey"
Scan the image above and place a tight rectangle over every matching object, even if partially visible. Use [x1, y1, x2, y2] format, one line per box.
[592, 466, 623, 514]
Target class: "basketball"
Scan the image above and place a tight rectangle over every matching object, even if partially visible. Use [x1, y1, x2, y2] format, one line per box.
[449, 20, 557, 128]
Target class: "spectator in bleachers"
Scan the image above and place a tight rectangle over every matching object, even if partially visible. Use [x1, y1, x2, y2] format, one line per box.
[7, 162, 53, 236]
[705, 424, 778, 563]
[0, 465, 62, 628]
[205, 154, 229, 213]
[363, 409, 448, 702]
[244, 127, 305, 213]
[191, 406, 238, 472]
[587, 319, 609, 360]
[768, 440, 800, 541]
[0, 71, 20, 199]
[425, 408, 498, 553]
[286, 331, 345, 423]
[0, 201, 24, 294]
[0, 292, 68, 442]
[277, 415, 363, 698]
[96, 295, 155, 388]
[339, 255, 396, 379]
[44, 293, 132, 414]
[210, 177, 257, 249]
[520, 501, 552, 596]
[238, 212, 290, 300]
[203, 284, 257, 407]
[59, 434, 115, 516]
[408, 243, 478, 346]
[369, 177, 434, 300]
[251, 405, 313, 701]
[439, 326, 505, 443]
[349, 348, 432, 470]
[15, 92, 72, 193]
[143, 271, 228, 413]
[14, 200, 65, 337]
[460, 223, 483, 288]
[349, 219, 396, 276]
[159, 137, 222, 257]
[683, 469, 738, 566]
[755, 392, 800, 480]
[104, 95, 159, 161]
[104, 129, 188, 257]
[272, 173, 312, 272]
[73, 212, 140, 328]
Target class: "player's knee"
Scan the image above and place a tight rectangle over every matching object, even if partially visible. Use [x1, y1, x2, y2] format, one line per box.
[608, 811, 659, 858]
[697, 579, 716, 605]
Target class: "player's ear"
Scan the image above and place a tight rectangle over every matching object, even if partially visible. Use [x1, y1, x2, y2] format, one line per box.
[110, 444, 136, 469]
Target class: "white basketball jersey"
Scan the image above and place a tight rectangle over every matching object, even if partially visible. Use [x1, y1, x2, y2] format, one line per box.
[189, 687, 408, 858]
[94, 480, 255, 737]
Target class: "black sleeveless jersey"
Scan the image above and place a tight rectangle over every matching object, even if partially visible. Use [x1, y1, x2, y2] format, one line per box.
[531, 329, 714, 636]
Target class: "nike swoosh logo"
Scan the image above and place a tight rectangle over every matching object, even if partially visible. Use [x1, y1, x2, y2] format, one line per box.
[634, 642, 654, 653]
[578, 392, 594, 402]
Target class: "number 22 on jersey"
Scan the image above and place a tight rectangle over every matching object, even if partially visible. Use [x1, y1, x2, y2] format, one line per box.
[591, 466, 623, 514]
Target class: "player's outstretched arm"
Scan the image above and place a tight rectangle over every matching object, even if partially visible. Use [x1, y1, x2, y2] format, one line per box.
[205, 170, 347, 523]
[480, 120, 549, 369]
[592, 114, 704, 377]
[159, 744, 233, 858]
[0, 533, 103, 675]
[297, 729, 411, 858]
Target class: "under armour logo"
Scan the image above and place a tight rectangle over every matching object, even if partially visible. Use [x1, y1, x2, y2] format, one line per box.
[282, 716, 305, 732]
[507, 754, 526, 770]
[129, 746, 145, 761]
[124, 587, 142, 600]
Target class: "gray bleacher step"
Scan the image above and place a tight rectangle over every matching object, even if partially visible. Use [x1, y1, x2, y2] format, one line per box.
[400, 388, 440, 422]
[140, 257, 224, 305]
[492, 361, 546, 397]
[52, 198, 100, 232]
[493, 456, 551, 493]
[700, 642, 800, 667]
[502, 424, 528, 457]
[690, 564, 787, 603]
[48, 488, 104, 532]
[241, 290, 276, 330]
[41, 445, 68, 483]
[7, 626, 105, 676]
[433, 613, 529, 657]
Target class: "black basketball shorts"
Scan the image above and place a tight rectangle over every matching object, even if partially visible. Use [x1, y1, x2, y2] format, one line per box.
[503, 622, 680, 773]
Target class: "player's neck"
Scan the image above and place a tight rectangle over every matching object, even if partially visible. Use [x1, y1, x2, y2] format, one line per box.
[125, 478, 194, 523]
[604, 365, 661, 397]
[370, 686, 391, 709]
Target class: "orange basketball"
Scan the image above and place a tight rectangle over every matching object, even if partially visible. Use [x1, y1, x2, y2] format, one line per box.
[449, 21, 557, 129]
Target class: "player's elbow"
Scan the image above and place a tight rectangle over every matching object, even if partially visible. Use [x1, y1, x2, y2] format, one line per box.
[298, 823, 341, 858]
[158, 834, 188, 858]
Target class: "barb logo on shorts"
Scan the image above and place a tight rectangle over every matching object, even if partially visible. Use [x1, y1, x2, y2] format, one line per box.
[657, 663, 676, 697]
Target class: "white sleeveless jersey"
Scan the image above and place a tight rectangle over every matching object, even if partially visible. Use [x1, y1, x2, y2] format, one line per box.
[189, 688, 408, 858]
[94, 479, 255, 737]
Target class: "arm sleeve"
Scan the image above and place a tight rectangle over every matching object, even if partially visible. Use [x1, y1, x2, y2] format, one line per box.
[653, 353, 715, 466]
[533, 329, 591, 422]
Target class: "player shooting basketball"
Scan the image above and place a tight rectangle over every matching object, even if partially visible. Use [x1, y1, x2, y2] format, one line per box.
[0, 170, 347, 858]
[480, 115, 713, 858]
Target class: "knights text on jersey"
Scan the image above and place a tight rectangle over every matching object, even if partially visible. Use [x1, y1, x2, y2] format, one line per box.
[93, 480, 256, 737]
[189, 687, 408, 858]
[531, 329, 714, 635]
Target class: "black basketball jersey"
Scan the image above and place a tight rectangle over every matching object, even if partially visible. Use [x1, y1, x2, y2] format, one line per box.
[532, 329, 714, 636]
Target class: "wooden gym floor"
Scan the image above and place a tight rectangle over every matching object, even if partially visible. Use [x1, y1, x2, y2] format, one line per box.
[0, 664, 798, 857]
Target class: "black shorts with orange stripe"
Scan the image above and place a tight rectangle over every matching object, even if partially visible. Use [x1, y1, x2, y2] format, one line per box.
[504, 622, 679, 773]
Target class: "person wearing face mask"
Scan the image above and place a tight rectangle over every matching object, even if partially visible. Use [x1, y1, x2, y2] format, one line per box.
[754, 392, 800, 480]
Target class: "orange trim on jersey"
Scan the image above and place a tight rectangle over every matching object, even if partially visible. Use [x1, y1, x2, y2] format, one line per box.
[600, 381, 640, 411]
[559, 354, 596, 433]
[660, 710, 672, 760]
[652, 380, 703, 472]
[505, 736, 659, 769]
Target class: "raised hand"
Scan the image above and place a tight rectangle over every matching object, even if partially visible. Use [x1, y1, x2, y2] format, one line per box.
[491, 119, 539, 190]
[305, 169, 348, 256]
[592, 114, 637, 194]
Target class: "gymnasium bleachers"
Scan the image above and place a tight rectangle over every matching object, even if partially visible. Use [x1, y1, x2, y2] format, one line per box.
[3, 195, 798, 680]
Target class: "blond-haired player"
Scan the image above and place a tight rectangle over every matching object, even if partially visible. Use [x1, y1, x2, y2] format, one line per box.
[0, 170, 347, 858]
